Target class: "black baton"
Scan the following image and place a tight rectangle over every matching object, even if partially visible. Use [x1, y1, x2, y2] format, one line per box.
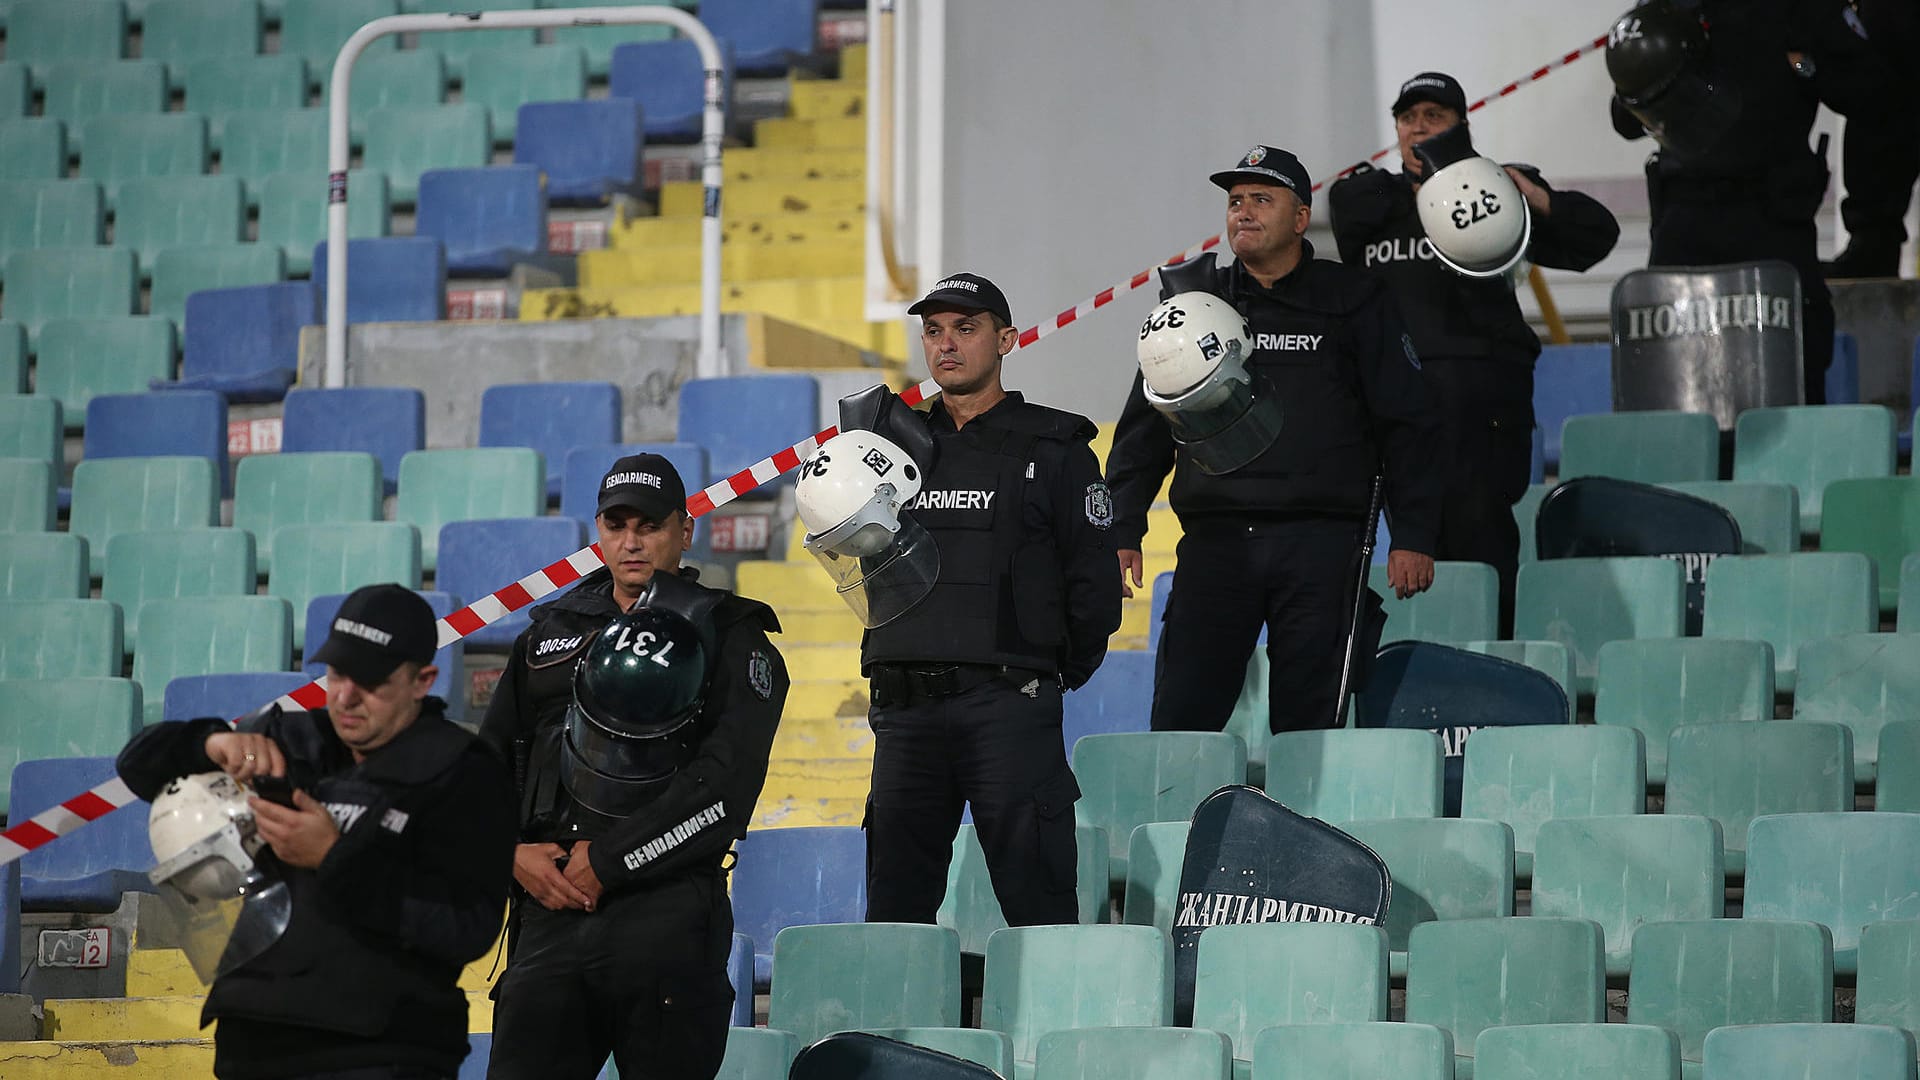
[1332, 473, 1386, 728]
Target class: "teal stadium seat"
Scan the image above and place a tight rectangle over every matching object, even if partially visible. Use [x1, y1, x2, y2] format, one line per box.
[0, 462, 57, 534]
[43, 61, 168, 155]
[1821, 476, 1920, 613]
[279, 0, 400, 83]
[362, 102, 491, 204]
[0, 598, 122, 678]
[0, 62, 25, 116]
[1342, 817, 1514, 979]
[233, 452, 382, 574]
[3, 247, 139, 345]
[461, 44, 587, 142]
[112, 175, 246, 271]
[329, 50, 446, 143]
[1732, 403, 1895, 536]
[1794, 632, 1920, 783]
[1744, 812, 1920, 976]
[8, 1, 126, 86]
[1370, 560, 1498, 645]
[0, 118, 67, 180]
[1263, 728, 1443, 823]
[714, 1027, 799, 1080]
[1701, 1024, 1917, 1080]
[1899, 553, 1920, 630]
[0, 532, 87, 597]
[1559, 411, 1719, 484]
[1071, 731, 1246, 885]
[1461, 640, 1577, 715]
[0, 397, 61, 464]
[1627, 919, 1833, 1070]
[1857, 919, 1920, 1041]
[181, 56, 308, 150]
[395, 448, 544, 572]
[981, 924, 1172, 1080]
[78, 114, 210, 205]
[219, 109, 328, 201]
[1459, 725, 1646, 878]
[140, 0, 263, 82]
[0, 179, 103, 267]
[1191, 922, 1388, 1076]
[404, 1, 537, 80]
[1514, 556, 1684, 696]
[0, 678, 142, 808]
[1032, 1027, 1232, 1080]
[257, 170, 391, 275]
[1879, 721, 1920, 813]
[1475, 1025, 1681, 1080]
[33, 317, 176, 430]
[1118, 821, 1186, 934]
[1405, 917, 1606, 1080]
[1662, 481, 1800, 554]
[1250, 1023, 1454, 1080]
[1702, 553, 1876, 693]
[149, 245, 287, 333]
[1592, 638, 1774, 787]
[939, 823, 1108, 952]
[267, 521, 422, 649]
[544, 0, 680, 78]
[102, 528, 256, 651]
[1530, 815, 1724, 977]
[132, 595, 292, 725]
[1663, 721, 1851, 876]
[0, 320, 19, 392]
[69, 456, 219, 577]
[765, 922, 962, 1047]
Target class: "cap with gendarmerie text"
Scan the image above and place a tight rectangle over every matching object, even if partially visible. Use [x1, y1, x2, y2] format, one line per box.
[309, 584, 438, 688]
[906, 272, 1014, 327]
[597, 452, 687, 522]
[1391, 71, 1469, 118]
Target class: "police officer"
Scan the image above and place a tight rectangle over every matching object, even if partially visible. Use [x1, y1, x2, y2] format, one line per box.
[1107, 146, 1447, 736]
[117, 584, 517, 1080]
[1330, 72, 1620, 633]
[847, 273, 1121, 927]
[478, 453, 789, 1080]
[1831, 0, 1919, 278]
[1608, 0, 1893, 401]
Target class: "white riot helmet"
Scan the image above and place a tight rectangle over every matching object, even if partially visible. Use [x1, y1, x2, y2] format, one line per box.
[796, 430, 941, 628]
[1412, 125, 1533, 279]
[147, 772, 291, 981]
[1137, 291, 1283, 476]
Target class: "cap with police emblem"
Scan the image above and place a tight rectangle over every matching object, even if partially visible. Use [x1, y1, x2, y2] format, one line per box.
[1210, 145, 1314, 206]
[906, 272, 1014, 327]
[308, 584, 438, 688]
[597, 453, 687, 522]
[1391, 71, 1469, 118]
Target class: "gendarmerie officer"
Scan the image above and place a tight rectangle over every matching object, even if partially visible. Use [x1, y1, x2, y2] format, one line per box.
[1330, 72, 1620, 633]
[835, 273, 1121, 926]
[117, 584, 517, 1080]
[478, 453, 789, 1080]
[1831, 0, 1919, 278]
[1107, 146, 1446, 736]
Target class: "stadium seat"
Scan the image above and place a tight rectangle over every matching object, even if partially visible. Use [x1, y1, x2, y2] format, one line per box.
[0, 459, 54, 536]
[461, 44, 586, 142]
[33, 317, 176, 430]
[1033, 1027, 1231, 1080]
[1701, 1024, 1916, 1080]
[0, 179, 103, 264]
[941, 822, 1107, 950]
[1459, 725, 1645, 878]
[1857, 919, 1920, 1040]
[1475, 1024, 1681, 1080]
[1263, 728, 1442, 823]
[0, 679, 140, 813]
[304, 590, 465, 723]
[731, 826, 866, 988]
[1532, 343, 1610, 470]
[1702, 552, 1877, 693]
[560, 442, 708, 527]
[257, 170, 392, 276]
[182, 56, 308, 148]
[0, 117, 67, 181]
[331, 50, 447, 143]
[267, 521, 423, 650]
[41, 61, 165, 151]
[1820, 477, 1920, 613]
[3, 246, 139, 345]
[1118, 821, 1185, 934]
[77, 114, 210, 202]
[278, 0, 400, 80]
[548, 0, 680, 79]
[701, 0, 819, 76]
[280, 385, 425, 492]
[766, 922, 962, 1047]
[0, 533, 86, 597]
[1250, 1023, 1454, 1080]
[161, 671, 311, 724]
[140, 0, 262, 79]
[0, 599, 122, 679]
[716, 1027, 801, 1080]
[1370, 561, 1497, 645]
[219, 109, 329, 197]
[1880, 722, 1920, 813]
[1592, 638, 1774, 787]
[479, 381, 618, 498]
[436, 517, 587, 649]
[1514, 483, 1551, 563]
[0, 319, 19, 392]
[1559, 411, 1719, 484]
[1830, 331, 1862, 403]
[1900, 554, 1920, 631]
[1514, 556, 1686, 696]
[102, 528, 256, 650]
[1342, 818, 1513, 979]
[1405, 917, 1606, 1080]
[1530, 815, 1723, 977]
[149, 245, 288, 335]
[1073, 732, 1245, 885]
[608, 37, 733, 143]
[1533, 478, 1738, 636]
[403, 0, 536, 80]
[1793, 633, 1920, 784]
[361, 102, 490, 204]
[0, 61, 24, 116]
[174, 280, 314, 402]
[860, 1029, 1013, 1076]
[395, 448, 544, 571]
[312, 236, 448, 324]
[513, 98, 645, 205]
[1062, 648, 1153, 752]
[677, 375, 820, 488]
[1, 397, 61, 464]
[69, 457, 220, 577]
[1191, 922, 1387, 1072]
[1745, 812, 1920, 976]
[1459, 641, 1575, 713]
[10, 756, 153, 913]
[82, 390, 228, 478]
[234, 451, 382, 574]
[7, 0, 125, 85]
[416, 165, 548, 277]
[1661, 481, 1800, 555]
[1732, 403, 1894, 536]
[981, 924, 1172, 1077]
[1627, 919, 1833, 1069]
[727, 933, 751, 1027]
[131, 595, 293, 725]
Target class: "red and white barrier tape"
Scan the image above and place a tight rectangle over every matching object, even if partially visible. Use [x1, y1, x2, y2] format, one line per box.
[0, 33, 1609, 867]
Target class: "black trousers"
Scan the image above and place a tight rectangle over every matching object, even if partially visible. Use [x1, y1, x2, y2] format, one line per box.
[1840, 0, 1920, 260]
[1422, 357, 1535, 638]
[864, 673, 1080, 927]
[487, 872, 735, 1080]
[1150, 519, 1382, 736]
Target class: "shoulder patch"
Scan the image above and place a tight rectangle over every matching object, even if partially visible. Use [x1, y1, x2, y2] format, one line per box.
[748, 650, 774, 700]
[1085, 482, 1114, 530]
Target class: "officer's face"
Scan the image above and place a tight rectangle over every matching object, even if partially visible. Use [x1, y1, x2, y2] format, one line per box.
[1396, 101, 1462, 175]
[326, 661, 436, 762]
[1226, 184, 1309, 264]
[920, 309, 1015, 396]
[598, 508, 692, 603]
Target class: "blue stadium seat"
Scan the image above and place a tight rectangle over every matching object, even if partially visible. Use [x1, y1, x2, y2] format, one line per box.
[1063, 648, 1153, 756]
[415, 165, 547, 277]
[608, 38, 733, 143]
[512, 98, 644, 205]
[1534, 343, 1611, 470]
[677, 374, 820, 490]
[701, 0, 818, 76]
[280, 386, 426, 493]
[162, 671, 313, 724]
[435, 517, 587, 650]
[481, 382, 621, 499]
[168, 281, 316, 403]
[1829, 330, 1861, 404]
[731, 826, 866, 988]
[0, 861, 18, 994]
[312, 236, 448, 324]
[82, 391, 228, 482]
[10, 756, 153, 913]
[305, 590, 466, 723]
[728, 932, 752, 1027]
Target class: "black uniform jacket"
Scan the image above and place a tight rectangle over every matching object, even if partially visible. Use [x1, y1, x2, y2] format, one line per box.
[1106, 240, 1448, 556]
[1327, 162, 1620, 363]
[117, 701, 515, 1080]
[477, 566, 789, 892]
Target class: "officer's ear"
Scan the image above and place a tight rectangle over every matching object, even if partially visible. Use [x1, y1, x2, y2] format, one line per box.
[994, 316, 1019, 356]
[677, 510, 695, 549]
[1291, 193, 1313, 237]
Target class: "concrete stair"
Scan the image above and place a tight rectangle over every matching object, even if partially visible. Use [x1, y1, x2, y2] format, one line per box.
[659, 177, 865, 218]
[579, 242, 862, 288]
[754, 116, 865, 150]
[0, 1039, 215, 1079]
[612, 210, 863, 249]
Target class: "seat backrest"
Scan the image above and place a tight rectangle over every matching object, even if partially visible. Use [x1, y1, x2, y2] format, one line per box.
[1033, 1027, 1232, 1080]
[180, 280, 315, 389]
[266, 521, 423, 650]
[1857, 919, 1920, 1035]
[161, 670, 312, 724]
[277, 0, 400, 72]
[1560, 410, 1719, 484]
[1191, 922, 1387, 1060]
[1514, 555, 1685, 694]
[1701, 1023, 1916, 1080]
[766, 922, 962, 1046]
[102, 528, 256, 649]
[478, 381, 619, 492]
[0, 679, 142, 809]
[1664, 721, 1852, 873]
[730, 826, 866, 971]
[940, 822, 1108, 951]
[182, 56, 308, 129]
[220, 108, 328, 187]
[1627, 919, 1833, 1062]
[0, 62, 22, 117]
[0, 118, 68, 182]
[1819, 477, 1920, 614]
[435, 517, 587, 647]
[404, 0, 539, 79]
[459, 43, 586, 140]
[677, 374, 820, 485]
[1662, 480, 1800, 555]
[1459, 725, 1646, 876]
[1339, 818, 1514, 964]
[417, 164, 548, 275]
[1878, 721, 1920, 814]
[112, 175, 246, 265]
[34, 317, 175, 429]
[130, 594, 293, 724]
[280, 386, 424, 491]
[359, 102, 490, 203]
[1530, 815, 1724, 977]
[700, 0, 818, 74]
[394, 448, 544, 571]
[1263, 728, 1442, 823]
[512, 98, 644, 204]
[312, 236, 448, 323]
[560, 442, 707, 527]
[1536, 477, 1739, 635]
[3, 246, 139, 342]
[1368, 560, 1497, 645]
[234, 451, 382, 574]
[1474, 1024, 1681, 1080]
[1062, 648, 1154, 752]
[82, 391, 228, 475]
[42, 61, 165, 133]
[1249, 1022, 1454, 1080]
[545, 0, 677, 79]
[608, 37, 712, 138]
[1733, 404, 1895, 534]
[1072, 732, 1246, 871]
[338, 48, 446, 118]
[0, 320, 23, 394]
[69, 456, 219, 576]
[9, 755, 154, 910]
[1405, 917, 1606, 1059]
[257, 169, 391, 275]
[137, 0, 261, 68]
[0, 459, 55, 536]
[1459, 640, 1576, 714]
[151, 246, 288, 338]
[0, 397, 62, 464]
[0, 178, 102, 253]
[981, 924, 1172, 1067]
[0, 598, 122, 679]
[7, 1, 125, 72]
[1745, 812, 1920, 974]
[1702, 553, 1878, 692]
[76, 113, 208, 193]
[1533, 342, 1612, 469]
[1592, 637, 1774, 786]
[1118, 821, 1188, 934]
[0, 532, 87, 598]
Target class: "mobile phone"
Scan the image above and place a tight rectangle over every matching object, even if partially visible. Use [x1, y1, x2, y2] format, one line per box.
[251, 775, 297, 808]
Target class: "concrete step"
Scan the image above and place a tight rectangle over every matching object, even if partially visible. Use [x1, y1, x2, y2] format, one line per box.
[123, 949, 206, 999]
[787, 79, 863, 122]
[611, 210, 862, 250]
[761, 755, 872, 802]
[755, 116, 865, 150]
[722, 146, 865, 184]
[736, 560, 843, 610]
[659, 177, 864, 217]
[780, 644, 863, 680]
[839, 42, 868, 82]
[782, 678, 869, 720]
[520, 276, 888, 355]
[0, 1039, 214, 1078]
[776, 608, 867, 644]
[749, 792, 864, 829]
[769, 713, 872, 759]
[579, 241, 862, 288]
[41, 997, 207, 1042]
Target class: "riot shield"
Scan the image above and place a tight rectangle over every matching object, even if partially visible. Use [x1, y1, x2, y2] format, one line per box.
[788, 1031, 1002, 1079]
[1535, 477, 1742, 633]
[1610, 261, 1804, 429]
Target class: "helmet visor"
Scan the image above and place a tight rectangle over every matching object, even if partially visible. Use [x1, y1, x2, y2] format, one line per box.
[806, 513, 941, 628]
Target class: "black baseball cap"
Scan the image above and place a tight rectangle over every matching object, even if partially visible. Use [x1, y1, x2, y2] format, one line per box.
[309, 584, 438, 688]
[906, 273, 1013, 327]
[1391, 71, 1469, 117]
[597, 452, 686, 521]
[1209, 145, 1313, 206]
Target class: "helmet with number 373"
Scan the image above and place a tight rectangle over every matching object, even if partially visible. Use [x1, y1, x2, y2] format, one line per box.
[795, 429, 941, 628]
[561, 606, 711, 820]
[1411, 124, 1532, 279]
